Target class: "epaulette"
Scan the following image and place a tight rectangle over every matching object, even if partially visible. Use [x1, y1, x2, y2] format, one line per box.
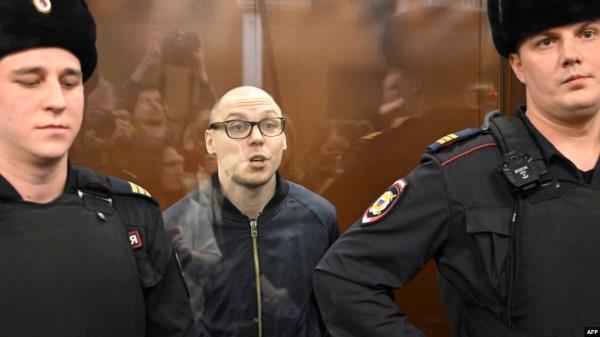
[108, 177, 158, 205]
[427, 128, 482, 153]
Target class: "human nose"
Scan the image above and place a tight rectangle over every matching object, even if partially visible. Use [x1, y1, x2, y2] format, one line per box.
[561, 36, 582, 67]
[247, 122, 264, 143]
[43, 79, 67, 114]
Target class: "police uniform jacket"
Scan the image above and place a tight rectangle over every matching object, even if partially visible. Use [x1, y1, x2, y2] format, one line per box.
[0, 165, 194, 337]
[313, 107, 600, 337]
[163, 173, 339, 337]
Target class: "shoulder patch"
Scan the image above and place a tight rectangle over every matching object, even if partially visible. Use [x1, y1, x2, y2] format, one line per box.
[108, 177, 155, 202]
[428, 128, 481, 152]
[362, 178, 407, 225]
[127, 230, 144, 250]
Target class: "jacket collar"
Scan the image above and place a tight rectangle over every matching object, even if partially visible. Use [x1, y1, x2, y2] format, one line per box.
[211, 172, 289, 219]
[517, 106, 600, 184]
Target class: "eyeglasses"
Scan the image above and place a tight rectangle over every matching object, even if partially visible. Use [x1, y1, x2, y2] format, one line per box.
[209, 117, 286, 139]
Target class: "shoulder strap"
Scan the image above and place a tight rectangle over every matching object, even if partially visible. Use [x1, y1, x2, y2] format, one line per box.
[74, 166, 112, 198]
[74, 166, 157, 206]
[427, 128, 482, 153]
[488, 115, 548, 192]
[72, 166, 116, 216]
[108, 176, 158, 206]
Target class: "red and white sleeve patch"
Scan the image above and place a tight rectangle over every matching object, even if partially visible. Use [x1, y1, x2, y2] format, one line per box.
[362, 178, 408, 225]
[128, 230, 143, 250]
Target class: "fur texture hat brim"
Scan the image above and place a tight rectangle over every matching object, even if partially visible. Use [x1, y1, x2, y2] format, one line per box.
[0, 0, 97, 82]
[488, 0, 600, 57]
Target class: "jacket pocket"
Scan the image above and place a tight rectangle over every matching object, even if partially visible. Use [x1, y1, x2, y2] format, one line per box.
[465, 207, 512, 296]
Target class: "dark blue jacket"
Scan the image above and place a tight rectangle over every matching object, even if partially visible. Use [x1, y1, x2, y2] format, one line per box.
[164, 174, 339, 337]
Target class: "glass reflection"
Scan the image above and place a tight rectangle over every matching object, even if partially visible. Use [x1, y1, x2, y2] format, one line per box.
[71, 1, 500, 337]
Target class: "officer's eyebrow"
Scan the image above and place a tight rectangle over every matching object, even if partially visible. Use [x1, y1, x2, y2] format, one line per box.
[12, 67, 82, 78]
[533, 20, 600, 39]
[11, 67, 45, 75]
[61, 68, 83, 78]
[579, 20, 600, 31]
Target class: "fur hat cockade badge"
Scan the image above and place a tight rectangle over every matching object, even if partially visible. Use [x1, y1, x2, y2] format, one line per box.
[32, 0, 52, 14]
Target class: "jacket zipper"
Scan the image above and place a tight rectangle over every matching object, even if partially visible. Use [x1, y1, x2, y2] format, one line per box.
[250, 218, 263, 337]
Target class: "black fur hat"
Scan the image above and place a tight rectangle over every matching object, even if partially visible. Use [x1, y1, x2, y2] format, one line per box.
[0, 0, 97, 82]
[488, 0, 600, 57]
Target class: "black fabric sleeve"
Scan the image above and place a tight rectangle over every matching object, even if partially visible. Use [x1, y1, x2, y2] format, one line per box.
[143, 204, 195, 337]
[144, 249, 195, 337]
[112, 193, 195, 337]
[313, 154, 450, 337]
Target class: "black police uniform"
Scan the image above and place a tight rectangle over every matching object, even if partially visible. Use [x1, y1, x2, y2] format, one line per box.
[314, 107, 600, 337]
[321, 108, 473, 229]
[0, 165, 194, 337]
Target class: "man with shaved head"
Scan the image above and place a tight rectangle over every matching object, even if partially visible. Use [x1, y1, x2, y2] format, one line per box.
[163, 86, 339, 337]
[207, 86, 287, 199]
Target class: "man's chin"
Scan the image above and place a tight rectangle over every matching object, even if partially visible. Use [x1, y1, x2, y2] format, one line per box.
[29, 151, 68, 167]
[559, 99, 600, 121]
[232, 173, 275, 189]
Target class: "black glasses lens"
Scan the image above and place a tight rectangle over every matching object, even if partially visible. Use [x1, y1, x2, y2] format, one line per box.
[259, 118, 284, 136]
[226, 120, 251, 138]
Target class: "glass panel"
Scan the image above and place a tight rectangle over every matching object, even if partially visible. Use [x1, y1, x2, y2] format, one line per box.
[72, 1, 501, 336]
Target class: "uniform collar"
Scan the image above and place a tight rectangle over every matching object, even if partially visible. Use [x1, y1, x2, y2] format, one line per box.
[211, 172, 289, 219]
[0, 175, 21, 201]
[65, 164, 78, 193]
[0, 163, 78, 202]
[516, 107, 562, 162]
[517, 106, 600, 184]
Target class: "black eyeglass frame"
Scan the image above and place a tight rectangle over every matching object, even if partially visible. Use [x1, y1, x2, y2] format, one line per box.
[208, 117, 287, 139]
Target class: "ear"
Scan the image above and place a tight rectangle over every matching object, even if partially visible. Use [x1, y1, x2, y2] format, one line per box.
[509, 53, 526, 84]
[205, 129, 216, 155]
[282, 133, 287, 151]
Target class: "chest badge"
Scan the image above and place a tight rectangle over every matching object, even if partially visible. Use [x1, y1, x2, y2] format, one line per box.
[32, 0, 52, 14]
[362, 178, 407, 225]
[128, 230, 143, 250]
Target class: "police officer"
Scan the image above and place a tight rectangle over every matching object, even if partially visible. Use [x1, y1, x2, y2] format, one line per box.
[313, 1, 600, 336]
[0, 1, 194, 336]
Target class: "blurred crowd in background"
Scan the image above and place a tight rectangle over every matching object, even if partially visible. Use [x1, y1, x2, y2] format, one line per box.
[71, 0, 500, 216]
